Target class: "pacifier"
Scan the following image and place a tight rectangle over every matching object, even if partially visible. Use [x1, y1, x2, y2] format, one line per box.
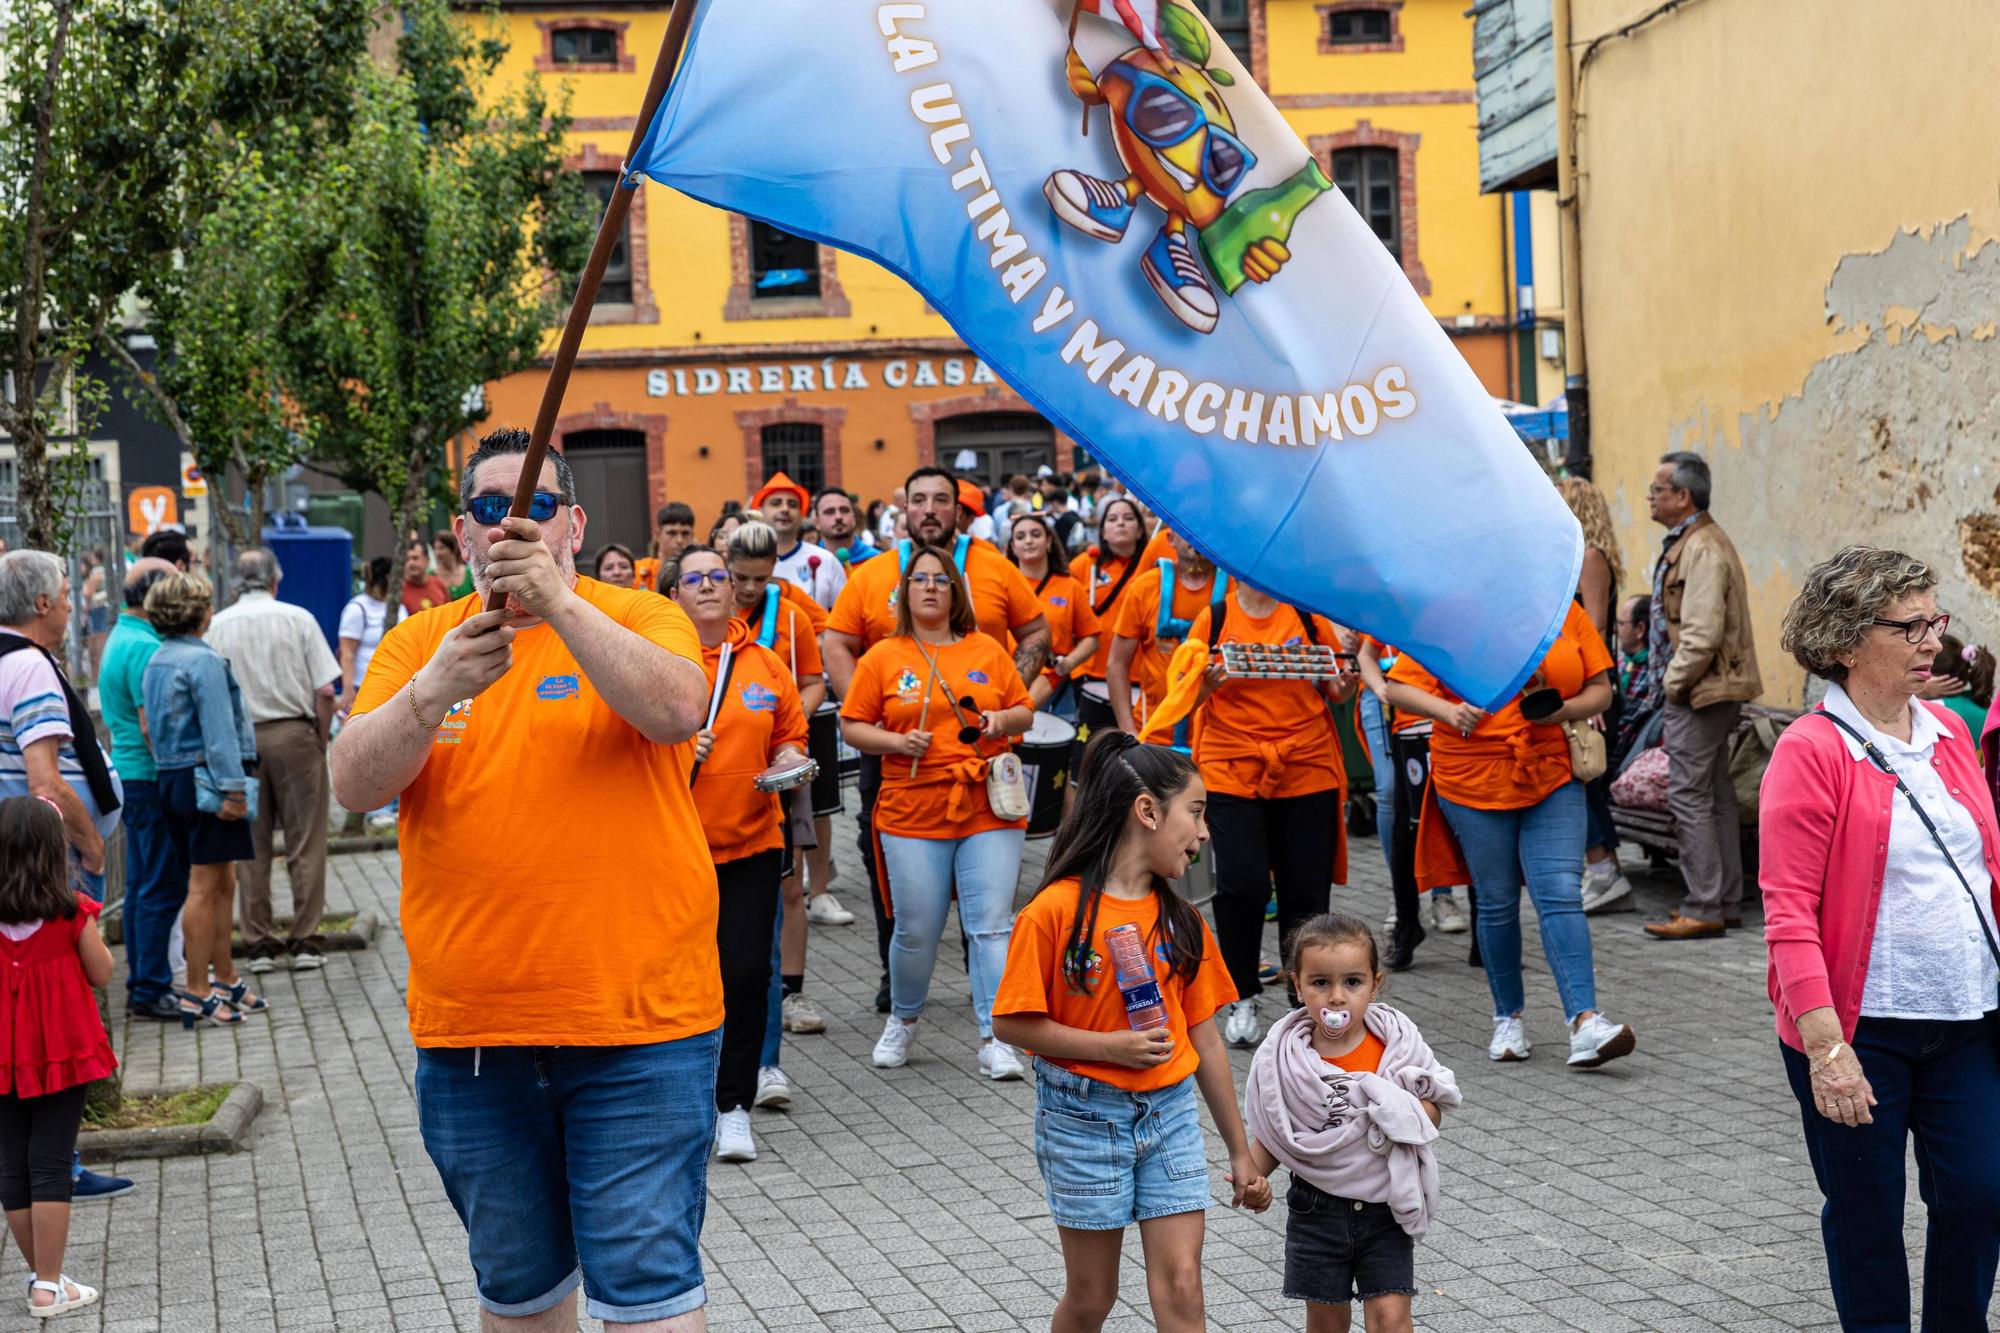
[1318, 1007, 1351, 1035]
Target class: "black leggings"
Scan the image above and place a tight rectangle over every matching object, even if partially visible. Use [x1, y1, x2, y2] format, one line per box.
[0, 1083, 87, 1210]
[714, 850, 783, 1113]
[1208, 788, 1341, 999]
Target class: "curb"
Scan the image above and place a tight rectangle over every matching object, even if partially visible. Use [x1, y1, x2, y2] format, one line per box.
[226, 909, 380, 958]
[79, 1082, 264, 1162]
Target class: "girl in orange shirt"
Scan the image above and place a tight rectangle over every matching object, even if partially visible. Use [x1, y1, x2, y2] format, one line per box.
[840, 546, 1035, 1079]
[668, 546, 809, 1165]
[1007, 512, 1101, 716]
[1067, 496, 1148, 690]
[1384, 604, 1638, 1070]
[994, 731, 1269, 1331]
[1184, 584, 1357, 1050]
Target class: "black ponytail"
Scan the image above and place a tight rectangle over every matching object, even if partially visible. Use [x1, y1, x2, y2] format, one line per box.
[1034, 729, 1207, 993]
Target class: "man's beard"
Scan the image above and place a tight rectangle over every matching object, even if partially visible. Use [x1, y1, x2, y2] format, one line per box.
[468, 541, 576, 606]
[911, 515, 949, 543]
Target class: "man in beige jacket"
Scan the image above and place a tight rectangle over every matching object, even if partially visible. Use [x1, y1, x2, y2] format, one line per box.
[1643, 452, 1763, 939]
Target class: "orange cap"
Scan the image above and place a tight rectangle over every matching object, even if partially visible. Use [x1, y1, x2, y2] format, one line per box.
[956, 478, 986, 517]
[751, 471, 810, 512]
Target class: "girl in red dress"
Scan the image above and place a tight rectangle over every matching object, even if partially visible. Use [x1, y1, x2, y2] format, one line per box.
[0, 797, 116, 1318]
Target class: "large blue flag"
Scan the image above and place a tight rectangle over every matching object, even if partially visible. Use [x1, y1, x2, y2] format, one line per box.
[632, 0, 1582, 706]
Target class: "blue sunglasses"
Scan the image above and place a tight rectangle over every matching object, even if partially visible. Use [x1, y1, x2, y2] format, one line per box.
[1110, 61, 1256, 196]
[467, 492, 563, 526]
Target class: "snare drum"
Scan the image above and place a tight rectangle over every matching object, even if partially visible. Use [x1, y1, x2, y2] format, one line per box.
[1389, 722, 1433, 835]
[1076, 679, 1118, 743]
[1018, 711, 1078, 839]
[1174, 843, 1217, 907]
[809, 701, 844, 816]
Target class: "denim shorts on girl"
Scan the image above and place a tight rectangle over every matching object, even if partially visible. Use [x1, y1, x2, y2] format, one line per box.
[1032, 1059, 1210, 1229]
[1283, 1176, 1417, 1305]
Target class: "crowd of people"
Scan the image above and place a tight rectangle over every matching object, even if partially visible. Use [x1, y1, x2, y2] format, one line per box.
[0, 432, 1992, 1327]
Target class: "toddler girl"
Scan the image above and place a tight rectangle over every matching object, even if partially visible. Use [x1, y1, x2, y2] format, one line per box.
[0, 797, 116, 1318]
[1245, 914, 1459, 1333]
[993, 731, 1270, 1332]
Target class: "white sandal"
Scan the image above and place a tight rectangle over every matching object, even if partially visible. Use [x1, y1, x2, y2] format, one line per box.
[28, 1275, 98, 1318]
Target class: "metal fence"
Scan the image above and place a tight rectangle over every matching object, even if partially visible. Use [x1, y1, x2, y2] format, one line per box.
[0, 481, 127, 687]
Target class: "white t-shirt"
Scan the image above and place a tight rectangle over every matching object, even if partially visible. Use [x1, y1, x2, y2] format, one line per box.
[337, 594, 399, 695]
[774, 541, 847, 610]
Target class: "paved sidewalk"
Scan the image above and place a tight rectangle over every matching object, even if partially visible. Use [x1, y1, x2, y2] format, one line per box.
[24, 799, 1981, 1331]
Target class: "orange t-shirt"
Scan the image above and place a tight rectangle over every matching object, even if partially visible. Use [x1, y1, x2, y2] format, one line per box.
[1069, 548, 1151, 679]
[350, 578, 719, 1047]
[1186, 596, 1346, 801]
[691, 636, 809, 863]
[733, 587, 825, 683]
[1140, 526, 1176, 569]
[828, 540, 1042, 653]
[840, 632, 1034, 839]
[1112, 563, 1221, 713]
[1029, 570, 1101, 676]
[1387, 602, 1613, 811]
[993, 877, 1236, 1092]
[1322, 1028, 1386, 1074]
[636, 555, 663, 595]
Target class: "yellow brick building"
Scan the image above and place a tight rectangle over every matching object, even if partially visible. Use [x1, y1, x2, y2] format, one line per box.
[468, 0, 1541, 553]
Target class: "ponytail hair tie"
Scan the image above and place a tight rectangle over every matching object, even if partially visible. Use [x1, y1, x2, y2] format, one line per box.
[34, 795, 61, 819]
[1964, 644, 1981, 664]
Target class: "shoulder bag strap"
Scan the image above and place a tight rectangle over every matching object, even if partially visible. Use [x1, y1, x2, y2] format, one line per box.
[1818, 709, 2000, 970]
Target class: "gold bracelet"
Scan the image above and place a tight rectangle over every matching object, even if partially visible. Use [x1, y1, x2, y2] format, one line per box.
[1808, 1040, 1848, 1068]
[408, 677, 438, 732]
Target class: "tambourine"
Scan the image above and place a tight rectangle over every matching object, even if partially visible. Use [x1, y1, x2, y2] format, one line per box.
[753, 756, 820, 793]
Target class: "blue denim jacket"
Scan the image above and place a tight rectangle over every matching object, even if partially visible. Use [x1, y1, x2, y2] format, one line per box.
[141, 635, 257, 789]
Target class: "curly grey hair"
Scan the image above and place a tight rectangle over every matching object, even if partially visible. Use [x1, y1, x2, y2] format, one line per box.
[1780, 546, 1937, 682]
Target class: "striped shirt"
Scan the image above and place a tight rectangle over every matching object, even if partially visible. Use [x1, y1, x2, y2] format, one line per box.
[0, 648, 120, 833]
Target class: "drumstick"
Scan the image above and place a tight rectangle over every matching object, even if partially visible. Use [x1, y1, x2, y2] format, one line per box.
[705, 642, 732, 731]
[910, 654, 940, 777]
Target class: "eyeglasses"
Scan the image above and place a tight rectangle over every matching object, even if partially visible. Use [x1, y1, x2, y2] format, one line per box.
[1645, 483, 1680, 497]
[467, 492, 562, 525]
[908, 572, 954, 590]
[678, 570, 731, 589]
[1112, 61, 1258, 196]
[1872, 613, 1949, 644]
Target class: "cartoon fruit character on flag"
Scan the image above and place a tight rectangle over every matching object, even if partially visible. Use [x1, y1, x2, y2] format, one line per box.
[1045, 0, 1330, 332]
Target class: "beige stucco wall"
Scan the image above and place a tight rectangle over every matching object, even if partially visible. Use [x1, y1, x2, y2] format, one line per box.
[1570, 0, 2000, 705]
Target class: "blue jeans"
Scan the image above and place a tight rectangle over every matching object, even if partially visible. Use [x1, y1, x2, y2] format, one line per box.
[1781, 1015, 2000, 1332]
[119, 780, 189, 1006]
[761, 894, 784, 1069]
[415, 1033, 722, 1323]
[1358, 693, 1396, 877]
[1438, 782, 1597, 1021]
[1033, 1060, 1209, 1229]
[879, 827, 1024, 1037]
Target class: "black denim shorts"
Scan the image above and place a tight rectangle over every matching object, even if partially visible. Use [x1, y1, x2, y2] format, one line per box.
[1282, 1177, 1417, 1306]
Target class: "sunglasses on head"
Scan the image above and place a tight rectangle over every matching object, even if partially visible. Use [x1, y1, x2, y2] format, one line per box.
[467, 492, 562, 526]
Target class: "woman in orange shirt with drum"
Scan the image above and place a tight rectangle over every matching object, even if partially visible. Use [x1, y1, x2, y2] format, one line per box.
[1006, 512, 1101, 716]
[1184, 583, 1356, 1049]
[667, 545, 809, 1165]
[1384, 604, 1638, 1070]
[1068, 497, 1149, 710]
[841, 546, 1036, 1080]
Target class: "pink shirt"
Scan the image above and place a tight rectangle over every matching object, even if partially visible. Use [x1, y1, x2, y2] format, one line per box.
[1761, 701, 2000, 1050]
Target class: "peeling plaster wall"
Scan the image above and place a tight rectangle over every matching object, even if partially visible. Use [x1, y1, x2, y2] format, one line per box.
[1570, 0, 2000, 705]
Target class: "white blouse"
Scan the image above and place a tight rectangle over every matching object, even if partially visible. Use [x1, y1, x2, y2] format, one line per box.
[1824, 685, 2000, 1021]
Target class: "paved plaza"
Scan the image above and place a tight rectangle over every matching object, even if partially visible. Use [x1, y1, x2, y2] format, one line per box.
[31, 801, 1982, 1332]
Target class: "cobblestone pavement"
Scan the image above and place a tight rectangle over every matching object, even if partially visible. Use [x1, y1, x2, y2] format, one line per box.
[24, 793, 1985, 1332]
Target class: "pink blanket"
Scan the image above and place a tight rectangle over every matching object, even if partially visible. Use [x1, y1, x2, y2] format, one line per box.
[1243, 1003, 1461, 1237]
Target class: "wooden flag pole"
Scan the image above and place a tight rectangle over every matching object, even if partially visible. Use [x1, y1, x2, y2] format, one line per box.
[484, 0, 700, 613]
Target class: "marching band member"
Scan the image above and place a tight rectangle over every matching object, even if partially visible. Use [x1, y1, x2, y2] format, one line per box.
[1006, 512, 1101, 716]
[1106, 529, 1226, 736]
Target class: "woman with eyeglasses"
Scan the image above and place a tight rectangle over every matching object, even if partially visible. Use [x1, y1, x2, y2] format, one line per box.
[839, 545, 1035, 1080]
[1761, 547, 2000, 1329]
[665, 546, 809, 1166]
[1005, 512, 1099, 718]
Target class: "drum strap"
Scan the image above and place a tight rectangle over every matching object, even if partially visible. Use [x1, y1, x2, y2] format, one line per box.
[757, 584, 781, 650]
[1156, 560, 1229, 646]
[1034, 569, 1056, 597]
[1090, 551, 1143, 617]
[898, 534, 970, 575]
[688, 649, 740, 787]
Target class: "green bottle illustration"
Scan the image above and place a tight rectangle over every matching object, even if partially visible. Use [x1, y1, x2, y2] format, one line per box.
[1199, 160, 1333, 297]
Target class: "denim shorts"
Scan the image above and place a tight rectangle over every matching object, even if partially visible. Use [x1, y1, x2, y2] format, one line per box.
[1032, 1059, 1211, 1230]
[1283, 1177, 1417, 1305]
[415, 1032, 721, 1322]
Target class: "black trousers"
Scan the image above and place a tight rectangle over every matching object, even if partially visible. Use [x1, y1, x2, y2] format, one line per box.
[714, 849, 783, 1112]
[1208, 788, 1340, 1000]
[856, 753, 893, 971]
[0, 1083, 88, 1210]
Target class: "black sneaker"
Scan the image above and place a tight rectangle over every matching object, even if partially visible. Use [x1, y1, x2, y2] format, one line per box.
[126, 995, 182, 1022]
[289, 937, 326, 972]
[244, 940, 286, 975]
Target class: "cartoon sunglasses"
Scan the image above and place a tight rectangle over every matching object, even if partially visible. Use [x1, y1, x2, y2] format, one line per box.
[1108, 61, 1258, 197]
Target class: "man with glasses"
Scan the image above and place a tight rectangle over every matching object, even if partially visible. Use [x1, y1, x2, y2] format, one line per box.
[1643, 450, 1764, 941]
[329, 428, 719, 1330]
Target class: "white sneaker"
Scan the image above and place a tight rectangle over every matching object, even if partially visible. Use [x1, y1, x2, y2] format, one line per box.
[1429, 893, 1469, 934]
[714, 1106, 757, 1162]
[754, 1065, 792, 1109]
[781, 992, 826, 1034]
[1223, 999, 1260, 1047]
[805, 892, 855, 926]
[1581, 865, 1635, 915]
[1568, 1012, 1636, 1068]
[1489, 1015, 1531, 1062]
[1382, 906, 1398, 936]
[872, 1016, 915, 1068]
[980, 1039, 1025, 1081]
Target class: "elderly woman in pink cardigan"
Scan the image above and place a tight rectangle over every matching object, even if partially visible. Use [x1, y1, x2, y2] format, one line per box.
[1762, 546, 2000, 1331]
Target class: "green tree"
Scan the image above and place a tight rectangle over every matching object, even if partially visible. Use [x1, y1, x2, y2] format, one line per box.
[289, 1, 593, 563]
[0, 0, 371, 550]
